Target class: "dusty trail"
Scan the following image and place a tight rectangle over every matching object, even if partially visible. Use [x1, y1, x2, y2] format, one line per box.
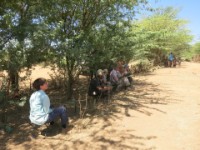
[121, 62, 200, 150]
[4, 62, 200, 150]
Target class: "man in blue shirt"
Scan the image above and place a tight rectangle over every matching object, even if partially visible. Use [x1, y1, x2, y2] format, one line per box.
[29, 78, 68, 134]
[168, 52, 174, 67]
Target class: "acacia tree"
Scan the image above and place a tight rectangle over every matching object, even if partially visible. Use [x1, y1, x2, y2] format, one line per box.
[40, 0, 148, 99]
[1, 0, 150, 98]
[0, 0, 47, 91]
[192, 42, 200, 54]
[131, 7, 192, 65]
[81, 22, 134, 77]
[189, 42, 200, 61]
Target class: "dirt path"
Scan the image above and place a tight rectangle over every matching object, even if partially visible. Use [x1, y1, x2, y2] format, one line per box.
[121, 62, 200, 150]
[4, 62, 200, 150]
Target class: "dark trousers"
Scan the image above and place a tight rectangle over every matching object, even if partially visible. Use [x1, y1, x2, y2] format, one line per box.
[46, 106, 68, 128]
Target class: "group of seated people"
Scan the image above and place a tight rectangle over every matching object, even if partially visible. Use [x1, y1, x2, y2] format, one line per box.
[28, 63, 133, 134]
[88, 62, 133, 99]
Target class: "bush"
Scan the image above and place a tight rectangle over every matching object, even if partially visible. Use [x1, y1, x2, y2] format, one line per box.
[130, 59, 153, 74]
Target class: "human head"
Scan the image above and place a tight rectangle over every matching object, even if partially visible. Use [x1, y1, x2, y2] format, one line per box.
[32, 78, 48, 91]
[103, 69, 108, 75]
[96, 69, 103, 78]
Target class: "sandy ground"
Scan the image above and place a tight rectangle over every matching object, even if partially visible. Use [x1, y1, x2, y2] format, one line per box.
[1, 62, 200, 150]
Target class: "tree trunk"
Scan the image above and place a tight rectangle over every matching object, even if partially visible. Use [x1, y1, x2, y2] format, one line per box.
[8, 70, 19, 91]
[0, 91, 7, 123]
[66, 71, 74, 100]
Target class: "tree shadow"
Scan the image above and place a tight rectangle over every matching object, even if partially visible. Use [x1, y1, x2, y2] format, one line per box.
[111, 78, 182, 117]
[0, 76, 181, 150]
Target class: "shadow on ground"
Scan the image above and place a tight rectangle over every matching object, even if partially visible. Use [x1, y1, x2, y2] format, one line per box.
[0, 75, 181, 150]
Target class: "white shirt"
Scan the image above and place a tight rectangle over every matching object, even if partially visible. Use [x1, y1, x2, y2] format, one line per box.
[29, 90, 52, 125]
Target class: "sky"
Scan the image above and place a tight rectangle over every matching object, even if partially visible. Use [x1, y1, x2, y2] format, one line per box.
[141, 0, 200, 44]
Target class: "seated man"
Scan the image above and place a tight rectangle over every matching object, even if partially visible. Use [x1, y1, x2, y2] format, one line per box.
[88, 69, 112, 98]
[103, 68, 111, 85]
[123, 64, 133, 85]
[110, 64, 130, 91]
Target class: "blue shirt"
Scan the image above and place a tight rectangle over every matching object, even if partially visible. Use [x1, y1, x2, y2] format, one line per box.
[29, 90, 52, 125]
[168, 53, 174, 61]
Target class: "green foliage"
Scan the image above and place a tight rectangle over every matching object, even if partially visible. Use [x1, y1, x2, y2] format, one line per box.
[193, 42, 200, 54]
[0, 0, 48, 90]
[130, 59, 153, 73]
[182, 42, 200, 61]
[37, 0, 148, 98]
[130, 7, 193, 65]
[82, 22, 134, 72]
[9, 96, 27, 107]
[0, 1, 194, 94]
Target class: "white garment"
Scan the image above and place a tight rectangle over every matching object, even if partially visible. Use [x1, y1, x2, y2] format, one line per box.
[29, 90, 52, 125]
[110, 69, 119, 84]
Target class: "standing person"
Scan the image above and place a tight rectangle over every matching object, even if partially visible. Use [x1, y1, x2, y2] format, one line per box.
[168, 52, 174, 67]
[29, 78, 69, 134]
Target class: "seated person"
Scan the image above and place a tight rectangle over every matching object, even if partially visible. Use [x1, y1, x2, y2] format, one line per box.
[103, 69, 110, 85]
[110, 64, 132, 91]
[29, 78, 69, 134]
[110, 64, 124, 91]
[123, 64, 133, 84]
[88, 69, 112, 97]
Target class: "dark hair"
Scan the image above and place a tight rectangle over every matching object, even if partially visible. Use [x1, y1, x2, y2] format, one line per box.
[32, 78, 47, 91]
